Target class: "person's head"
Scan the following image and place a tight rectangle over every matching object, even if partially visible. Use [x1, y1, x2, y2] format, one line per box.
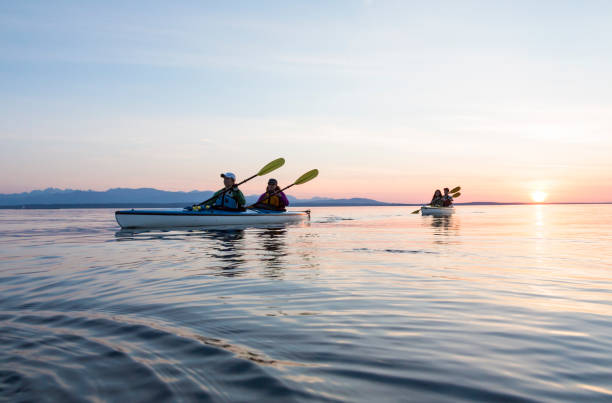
[267, 178, 279, 192]
[434, 189, 442, 198]
[220, 172, 236, 188]
[443, 187, 449, 195]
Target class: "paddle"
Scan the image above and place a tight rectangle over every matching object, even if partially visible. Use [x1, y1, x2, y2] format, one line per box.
[411, 186, 461, 214]
[196, 158, 286, 207]
[248, 169, 319, 208]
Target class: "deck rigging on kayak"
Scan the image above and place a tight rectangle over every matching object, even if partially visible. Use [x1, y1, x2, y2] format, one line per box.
[115, 158, 319, 229]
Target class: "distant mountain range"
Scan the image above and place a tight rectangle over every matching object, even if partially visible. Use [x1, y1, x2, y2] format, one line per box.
[0, 187, 404, 208]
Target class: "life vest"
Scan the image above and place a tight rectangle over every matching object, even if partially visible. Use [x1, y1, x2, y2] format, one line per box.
[442, 196, 453, 207]
[213, 190, 239, 209]
[431, 197, 444, 207]
[260, 192, 282, 208]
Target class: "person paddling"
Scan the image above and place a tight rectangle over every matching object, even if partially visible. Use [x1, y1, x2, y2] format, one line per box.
[430, 189, 444, 207]
[442, 187, 454, 207]
[209, 172, 246, 210]
[253, 178, 289, 211]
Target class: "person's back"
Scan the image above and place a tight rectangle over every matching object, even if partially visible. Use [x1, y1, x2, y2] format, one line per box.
[430, 189, 444, 207]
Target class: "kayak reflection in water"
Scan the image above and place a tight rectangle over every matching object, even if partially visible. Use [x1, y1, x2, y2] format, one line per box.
[252, 178, 289, 211]
[208, 172, 246, 211]
[430, 189, 444, 207]
[205, 229, 247, 277]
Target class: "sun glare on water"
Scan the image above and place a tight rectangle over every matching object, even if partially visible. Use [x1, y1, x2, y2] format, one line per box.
[531, 191, 548, 203]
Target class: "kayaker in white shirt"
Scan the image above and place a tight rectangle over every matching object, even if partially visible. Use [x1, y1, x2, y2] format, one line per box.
[209, 172, 246, 210]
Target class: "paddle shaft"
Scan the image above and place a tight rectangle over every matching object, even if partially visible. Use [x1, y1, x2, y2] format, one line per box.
[269, 183, 295, 198]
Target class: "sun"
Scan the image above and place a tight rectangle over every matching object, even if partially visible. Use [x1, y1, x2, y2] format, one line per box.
[531, 191, 548, 203]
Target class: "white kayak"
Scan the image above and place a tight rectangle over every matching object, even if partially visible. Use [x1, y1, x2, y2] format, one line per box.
[421, 206, 455, 216]
[115, 208, 310, 229]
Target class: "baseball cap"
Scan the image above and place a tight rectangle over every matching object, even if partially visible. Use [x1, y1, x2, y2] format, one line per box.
[220, 172, 236, 180]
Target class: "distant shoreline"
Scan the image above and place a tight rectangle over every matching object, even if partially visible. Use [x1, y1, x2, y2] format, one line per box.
[1, 202, 611, 210]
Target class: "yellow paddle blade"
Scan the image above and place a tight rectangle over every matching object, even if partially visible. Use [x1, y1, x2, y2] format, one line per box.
[294, 169, 319, 185]
[257, 158, 285, 176]
[411, 208, 421, 214]
[452, 192, 461, 198]
[450, 186, 461, 194]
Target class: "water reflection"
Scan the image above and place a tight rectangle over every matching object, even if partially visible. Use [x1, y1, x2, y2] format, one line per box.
[205, 229, 247, 277]
[422, 215, 461, 245]
[534, 205, 546, 239]
[114, 226, 249, 240]
[4, 206, 612, 401]
[114, 223, 293, 241]
[114, 227, 249, 276]
[430, 215, 453, 231]
[533, 205, 547, 265]
[116, 225, 306, 278]
[294, 232, 321, 278]
[256, 228, 288, 278]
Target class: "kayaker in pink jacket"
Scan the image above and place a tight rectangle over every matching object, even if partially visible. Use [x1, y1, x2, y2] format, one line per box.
[254, 178, 289, 210]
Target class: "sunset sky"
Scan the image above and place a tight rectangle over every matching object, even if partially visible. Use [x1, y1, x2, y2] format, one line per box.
[1, 1, 611, 203]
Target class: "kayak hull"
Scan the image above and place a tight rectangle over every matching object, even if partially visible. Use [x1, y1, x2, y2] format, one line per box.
[115, 208, 309, 229]
[421, 206, 455, 216]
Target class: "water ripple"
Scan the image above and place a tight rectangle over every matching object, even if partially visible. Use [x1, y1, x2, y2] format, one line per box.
[1, 206, 612, 401]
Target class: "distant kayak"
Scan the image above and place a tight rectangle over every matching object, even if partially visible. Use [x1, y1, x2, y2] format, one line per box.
[115, 208, 309, 229]
[421, 206, 455, 216]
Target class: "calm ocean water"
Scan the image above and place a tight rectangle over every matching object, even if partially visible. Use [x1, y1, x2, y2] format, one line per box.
[1, 205, 611, 402]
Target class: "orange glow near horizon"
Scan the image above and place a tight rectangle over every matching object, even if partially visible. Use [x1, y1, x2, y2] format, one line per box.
[531, 191, 548, 203]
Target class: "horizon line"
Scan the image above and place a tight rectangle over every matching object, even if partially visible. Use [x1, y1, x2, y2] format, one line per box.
[1, 202, 612, 210]
[1, 186, 612, 206]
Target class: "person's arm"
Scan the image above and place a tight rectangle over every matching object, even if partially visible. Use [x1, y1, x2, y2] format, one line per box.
[207, 189, 222, 205]
[280, 191, 289, 206]
[234, 188, 246, 207]
[257, 193, 267, 203]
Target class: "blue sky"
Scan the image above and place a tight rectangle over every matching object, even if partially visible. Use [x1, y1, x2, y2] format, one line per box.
[1, 1, 611, 202]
